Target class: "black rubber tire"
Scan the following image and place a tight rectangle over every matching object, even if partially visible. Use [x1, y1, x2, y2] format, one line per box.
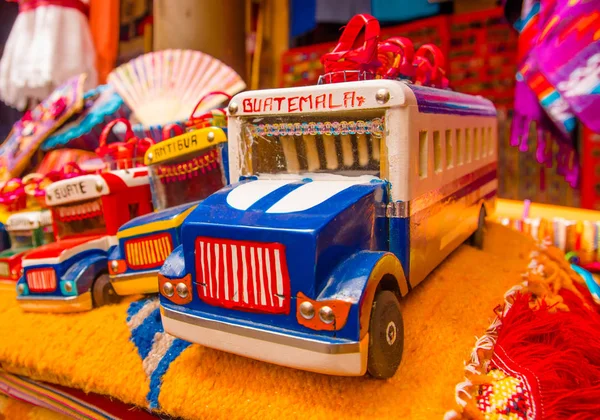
[92, 273, 120, 307]
[469, 205, 487, 250]
[367, 290, 404, 379]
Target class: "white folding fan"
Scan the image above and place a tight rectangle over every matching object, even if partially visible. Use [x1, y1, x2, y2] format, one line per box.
[107, 49, 246, 127]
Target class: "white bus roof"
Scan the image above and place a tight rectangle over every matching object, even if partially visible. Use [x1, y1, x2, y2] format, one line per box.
[45, 167, 150, 207]
[6, 210, 52, 231]
[230, 79, 496, 118]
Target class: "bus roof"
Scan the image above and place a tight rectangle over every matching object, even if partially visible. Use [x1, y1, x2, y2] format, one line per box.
[144, 127, 227, 166]
[45, 167, 149, 207]
[406, 83, 497, 118]
[6, 210, 52, 231]
[229, 79, 496, 118]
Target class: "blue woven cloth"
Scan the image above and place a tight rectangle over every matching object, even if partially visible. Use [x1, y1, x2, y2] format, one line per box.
[42, 85, 129, 151]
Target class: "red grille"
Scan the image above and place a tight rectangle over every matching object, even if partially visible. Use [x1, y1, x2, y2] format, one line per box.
[125, 233, 173, 270]
[195, 237, 291, 314]
[26, 268, 57, 292]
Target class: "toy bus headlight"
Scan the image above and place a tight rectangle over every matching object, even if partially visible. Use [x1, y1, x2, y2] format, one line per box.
[158, 274, 193, 304]
[319, 306, 335, 324]
[60, 280, 77, 296]
[163, 282, 175, 297]
[109, 259, 127, 275]
[176, 282, 188, 298]
[296, 292, 352, 331]
[17, 283, 25, 295]
[299, 301, 315, 319]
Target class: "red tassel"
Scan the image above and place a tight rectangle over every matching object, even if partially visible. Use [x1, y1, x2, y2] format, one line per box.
[492, 290, 600, 419]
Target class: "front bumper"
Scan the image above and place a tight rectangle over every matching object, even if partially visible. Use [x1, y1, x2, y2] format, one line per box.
[161, 306, 368, 376]
[110, 270, 159, 296]
[17, 292, 93, 313]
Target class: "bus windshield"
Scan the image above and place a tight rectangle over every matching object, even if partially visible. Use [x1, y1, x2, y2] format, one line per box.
[8, 230, 34, 249]
[239, 112, 385, 178]
[149, 147, 225, 212]
[53, 198, 107, 239]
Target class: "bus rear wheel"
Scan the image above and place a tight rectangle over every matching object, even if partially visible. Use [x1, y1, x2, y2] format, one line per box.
[92, 273, 120, 307]
[469, 205, 487, 250]
[367, 290, 404, 379]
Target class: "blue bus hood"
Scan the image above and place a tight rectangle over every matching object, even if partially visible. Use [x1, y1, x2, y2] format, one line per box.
[183, 176, 385, 232]
[180, 176, 387, 298]
[118, 201, 198, 232]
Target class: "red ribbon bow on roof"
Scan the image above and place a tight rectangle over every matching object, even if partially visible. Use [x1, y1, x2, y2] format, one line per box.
[96, 119, 155, 169]
[321, 14, 449, 89]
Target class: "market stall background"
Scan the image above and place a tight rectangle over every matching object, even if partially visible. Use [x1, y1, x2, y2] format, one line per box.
[0, 0, 593, 210]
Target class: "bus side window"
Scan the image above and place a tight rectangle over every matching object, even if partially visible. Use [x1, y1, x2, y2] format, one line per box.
[456, 129, 462, 166]
[419, 131, 428, 179]
[480, 127, 486, 157]
[433, 130, 442, 173]
[474, 128, 480, 160]
[129, 203, 139, 219]
[445, 129, 453, 169]
[465, 128, 471, 163]
[488, 127, 493, 155]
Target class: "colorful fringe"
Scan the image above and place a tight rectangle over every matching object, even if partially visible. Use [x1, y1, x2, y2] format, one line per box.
[508, 0, 600, 188]
[446, 242, 600, 419]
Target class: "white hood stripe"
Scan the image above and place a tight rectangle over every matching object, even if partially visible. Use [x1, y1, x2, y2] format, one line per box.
[22, 236, 118, 267]
[226, 180, 293, 211]
[266, 180, 371, 214]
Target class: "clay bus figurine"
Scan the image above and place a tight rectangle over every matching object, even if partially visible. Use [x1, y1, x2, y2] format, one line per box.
[16, 123, 154, 312]
[15, 167, 153, 312]
[107, 126, 229, 296]
[157, 16, 498, 378]
[0, 210, 53, 284]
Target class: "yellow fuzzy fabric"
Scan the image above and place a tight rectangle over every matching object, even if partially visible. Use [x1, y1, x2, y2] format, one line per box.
[0, 223, 535, 419]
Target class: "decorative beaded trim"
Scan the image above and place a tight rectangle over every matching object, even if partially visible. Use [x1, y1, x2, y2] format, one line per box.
[55, 199, 104, 222]
[248, 118, 385, 137]
[156, 149, 221, 183]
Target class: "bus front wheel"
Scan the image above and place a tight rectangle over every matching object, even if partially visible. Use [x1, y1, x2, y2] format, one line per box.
[92, 273, 121, 307]
[367, 290, 404, 379]
[469, 205, 487, 250]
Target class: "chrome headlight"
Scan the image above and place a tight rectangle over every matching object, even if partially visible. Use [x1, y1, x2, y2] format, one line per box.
[163, 282, 174, 297]
[176, 282, 188, 299]
[299, 301, 315, 319]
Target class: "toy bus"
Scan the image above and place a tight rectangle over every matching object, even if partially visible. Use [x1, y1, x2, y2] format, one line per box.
[0, 210, 53, 283]
[16, 168, 152, 312]
[157, 79, 497, 378]
[107, 127, 229, 296]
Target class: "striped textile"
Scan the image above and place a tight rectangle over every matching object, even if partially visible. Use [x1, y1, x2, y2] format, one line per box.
[0, 372, 158, 420]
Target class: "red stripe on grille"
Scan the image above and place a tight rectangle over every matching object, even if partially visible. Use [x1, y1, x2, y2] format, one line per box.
[195, 237, 291, 314]
[236, 245, 244, 303]
[26, 268, 57, 292]
[223, 244, 237, 301]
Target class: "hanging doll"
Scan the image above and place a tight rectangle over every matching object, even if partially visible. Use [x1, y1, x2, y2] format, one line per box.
[505, 0, 600, 188]
[0, 0, 97, 111]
